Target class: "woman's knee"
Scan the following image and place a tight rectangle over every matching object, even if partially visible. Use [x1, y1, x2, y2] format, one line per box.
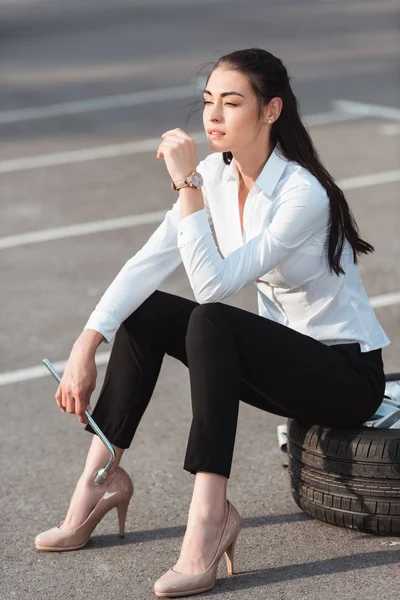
[118, 290, 198, 351]
[187, 302, 225, 325]
[185, 303, 228, 349]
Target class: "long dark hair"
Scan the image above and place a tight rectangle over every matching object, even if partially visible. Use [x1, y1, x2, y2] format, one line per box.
[187, 48, 374, 276]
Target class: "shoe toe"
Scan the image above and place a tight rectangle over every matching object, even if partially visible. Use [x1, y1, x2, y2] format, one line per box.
[154, 568, 211, 596]
[35, 526, 63, 549]
[35, 528, 50, 547]
[154, 569, 178, 594]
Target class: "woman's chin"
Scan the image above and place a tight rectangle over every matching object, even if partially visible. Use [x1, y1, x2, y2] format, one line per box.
[208, 137, 226, 149]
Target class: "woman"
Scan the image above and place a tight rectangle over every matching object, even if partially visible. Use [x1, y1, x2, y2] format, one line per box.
[34, 48, 390, 597]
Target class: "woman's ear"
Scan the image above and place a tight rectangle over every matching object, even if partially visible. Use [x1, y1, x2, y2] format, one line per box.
[264, 97, 283, 124]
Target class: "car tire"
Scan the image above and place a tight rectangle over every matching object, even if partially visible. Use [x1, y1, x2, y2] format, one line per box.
[287, 414, 400, 536]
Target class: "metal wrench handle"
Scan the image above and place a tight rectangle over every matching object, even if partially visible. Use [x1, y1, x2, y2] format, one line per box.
[42, 358, 115, 484]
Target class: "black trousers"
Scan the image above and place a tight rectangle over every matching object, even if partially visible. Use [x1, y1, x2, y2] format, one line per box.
[84, 290, 386, 479]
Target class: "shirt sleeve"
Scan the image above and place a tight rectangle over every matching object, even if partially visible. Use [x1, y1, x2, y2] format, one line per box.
[177, 184, 329, 304]
[84, 160, 213, 343]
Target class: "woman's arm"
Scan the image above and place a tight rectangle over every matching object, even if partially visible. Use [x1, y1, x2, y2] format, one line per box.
[177, 184, 330, 304]
[83, 199, 183, 343]
[83, 160, 212, 343]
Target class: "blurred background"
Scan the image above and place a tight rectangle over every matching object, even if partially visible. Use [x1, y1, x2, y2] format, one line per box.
[1, 1, 399, 599]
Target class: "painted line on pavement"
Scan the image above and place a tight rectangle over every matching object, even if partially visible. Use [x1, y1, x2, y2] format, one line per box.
[0, 353, 112, 386]
[339, 169, 400, 190]
[0, 211, 167, 249]
[0, 79, 207, 124]
[1, 167, 399, 250]
[333, 100, 400, 121]
[369, 291, 400, 309]
[0, 108, 366, 175]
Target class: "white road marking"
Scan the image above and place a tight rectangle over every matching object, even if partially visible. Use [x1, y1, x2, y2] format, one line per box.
[287, 110, 364, 127]
[0, 211, 167, 249]
[0, 80, 207, 124]
[0, 108, 366, 175]
[0, 85, 372, 127]
[369, 292, 400, 309]
[1, 167, 399, 250]
[0, 132, 205, 174]
[3, 98, 396, 175]
[0, 353, 112, 386]
[339, 169, 400, 190]
[1, 288, 399, 387]
[333, 100, 400, 121]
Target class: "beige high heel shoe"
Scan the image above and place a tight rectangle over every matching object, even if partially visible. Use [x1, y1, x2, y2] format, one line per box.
[154, 499, 242, 598]
[35, 466, 134, 551]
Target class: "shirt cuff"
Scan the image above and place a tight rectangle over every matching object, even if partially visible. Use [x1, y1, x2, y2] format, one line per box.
[177, 208, 211, 248]
[83, 310, 121, 344]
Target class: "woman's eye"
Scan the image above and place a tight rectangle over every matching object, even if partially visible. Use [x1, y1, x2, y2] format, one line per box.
[202, 101, 237, 106]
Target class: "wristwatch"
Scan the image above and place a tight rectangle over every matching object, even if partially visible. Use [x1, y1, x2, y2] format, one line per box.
[171, 171, 204, 191]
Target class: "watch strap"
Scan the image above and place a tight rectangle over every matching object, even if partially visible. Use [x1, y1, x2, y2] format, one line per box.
[171, 171, 199, 191]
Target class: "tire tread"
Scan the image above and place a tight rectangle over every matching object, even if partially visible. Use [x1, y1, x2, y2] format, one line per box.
[287, 419, 400, 536]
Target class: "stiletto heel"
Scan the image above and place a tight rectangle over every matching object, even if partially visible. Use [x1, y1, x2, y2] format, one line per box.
[35, 466, 134, 551]
[224, 537, 237, 575]
[117, 496, 130, 537]
[154, 500, 242, 597]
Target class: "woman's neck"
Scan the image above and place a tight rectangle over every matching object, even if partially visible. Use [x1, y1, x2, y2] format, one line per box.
[233, 143, 274, 190]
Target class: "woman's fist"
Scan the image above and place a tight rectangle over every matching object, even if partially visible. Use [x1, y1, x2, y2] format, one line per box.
[55, 339, 97, 425]
[156, 128, 197, 183]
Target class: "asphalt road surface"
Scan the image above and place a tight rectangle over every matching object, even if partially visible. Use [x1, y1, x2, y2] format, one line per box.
[1, 1, 399, 599]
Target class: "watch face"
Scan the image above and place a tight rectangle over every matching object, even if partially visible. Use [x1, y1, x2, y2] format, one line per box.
[191, 172, 203, 188]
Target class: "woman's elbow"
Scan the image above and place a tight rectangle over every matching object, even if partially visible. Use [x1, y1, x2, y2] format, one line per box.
[193, 287, 222, 304]
[191, 270, 227, 304]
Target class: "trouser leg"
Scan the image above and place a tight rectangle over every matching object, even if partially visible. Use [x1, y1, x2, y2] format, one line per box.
[84, 290, 198, 448]
[183, 302, 385, 479]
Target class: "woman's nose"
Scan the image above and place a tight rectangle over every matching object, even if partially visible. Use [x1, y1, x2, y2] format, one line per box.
[209, 104, 223, 120]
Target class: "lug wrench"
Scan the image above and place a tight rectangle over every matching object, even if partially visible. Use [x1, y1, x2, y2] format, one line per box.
[42, 358, 115, 485]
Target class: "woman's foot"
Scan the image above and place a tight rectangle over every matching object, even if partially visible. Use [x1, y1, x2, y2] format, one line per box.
[172, 500, 229, 575]
[35, 466, 134, 551]
[154, 500, 242, 598]
[59, 467, 119, 531]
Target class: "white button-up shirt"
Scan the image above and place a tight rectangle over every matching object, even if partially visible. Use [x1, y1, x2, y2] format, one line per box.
[84, 148, 390, 353]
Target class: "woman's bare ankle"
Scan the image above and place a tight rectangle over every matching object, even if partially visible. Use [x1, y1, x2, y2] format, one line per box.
[81, 462, 121, 486]
[60, 476, 106, 530]
[80, 436, 125, 486]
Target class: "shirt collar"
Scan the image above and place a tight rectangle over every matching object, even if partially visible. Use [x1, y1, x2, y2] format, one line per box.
[222, 146, 289, 196]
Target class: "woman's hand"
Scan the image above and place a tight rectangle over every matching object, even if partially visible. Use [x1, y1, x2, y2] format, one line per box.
[55, 335, 98, 424]
[156, 128, 197, 183]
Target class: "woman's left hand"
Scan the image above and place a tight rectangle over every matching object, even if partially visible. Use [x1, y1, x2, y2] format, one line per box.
[156, 128, 197, 183]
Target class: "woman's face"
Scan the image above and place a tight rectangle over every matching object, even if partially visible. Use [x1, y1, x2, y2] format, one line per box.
[202, 66, 267, 153]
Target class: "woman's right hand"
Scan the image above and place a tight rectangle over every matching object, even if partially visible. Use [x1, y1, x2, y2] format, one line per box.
[55, 331, 103, 424]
